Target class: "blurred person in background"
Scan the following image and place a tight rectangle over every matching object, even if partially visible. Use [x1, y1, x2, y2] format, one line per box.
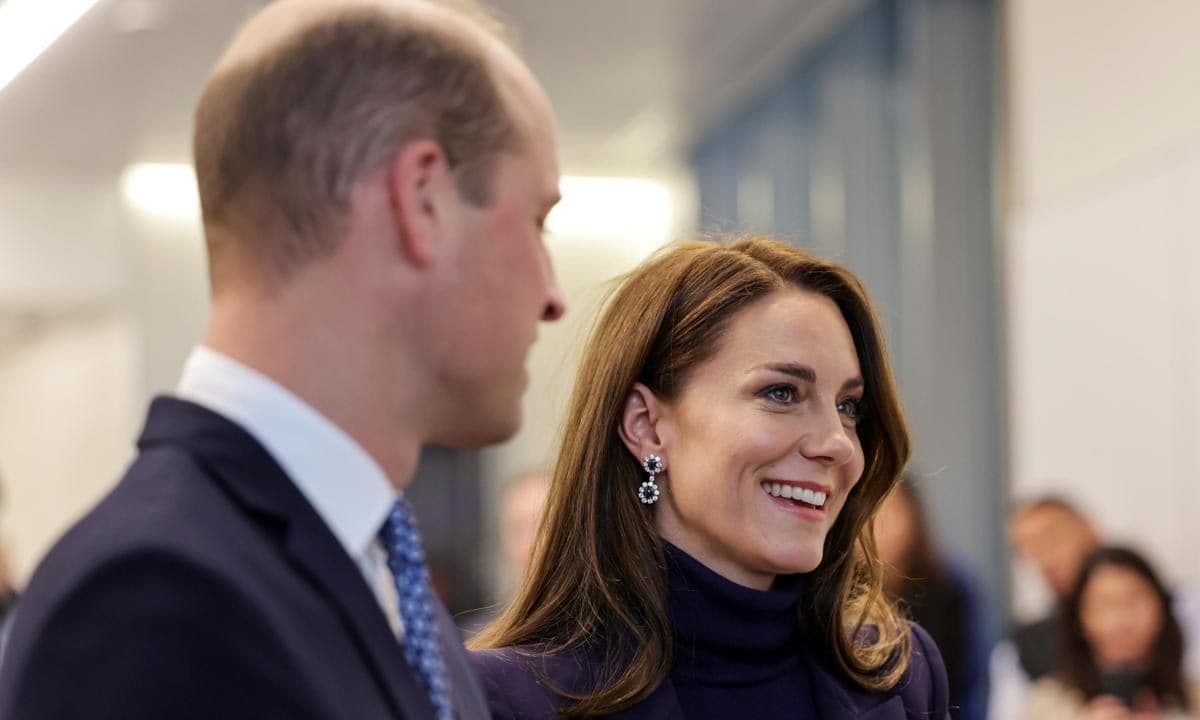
[0, 474, 18, 661]
[455, 470, 550, 635]
[992, 498, 1200, 720]
[1009, 497, 1102, 679]
[0, 476, 16, 625]
[499, 471, 550, 587]
[0, 0, 565, 718]
[875, 475, 989, 720]
[990, 496, 1104, 719]
[0, 548, 14, 626]
[1022, 546, 1199, 720]
[470, 237, 950, 719]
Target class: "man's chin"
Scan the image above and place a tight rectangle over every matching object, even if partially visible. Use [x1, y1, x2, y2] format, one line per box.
[433, 408, 522, 449]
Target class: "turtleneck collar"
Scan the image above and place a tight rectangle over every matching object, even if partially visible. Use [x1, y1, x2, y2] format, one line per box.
[664, 541, 808, 687]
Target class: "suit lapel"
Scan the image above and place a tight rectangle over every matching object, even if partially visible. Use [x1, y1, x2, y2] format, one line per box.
[282, 509, 436, 720]
[140, 398, 435, 720]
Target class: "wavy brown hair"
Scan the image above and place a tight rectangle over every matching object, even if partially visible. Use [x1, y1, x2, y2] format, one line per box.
[471, 236, 912, 716]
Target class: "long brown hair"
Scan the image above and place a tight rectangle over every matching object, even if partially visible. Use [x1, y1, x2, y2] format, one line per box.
[472, 236, 912, 716]
[1060, 546, 1190, 712]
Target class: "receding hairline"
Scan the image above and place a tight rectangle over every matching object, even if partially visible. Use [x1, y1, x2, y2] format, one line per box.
[1010, 495, 1092, 527]
[203, 0, 548, 162]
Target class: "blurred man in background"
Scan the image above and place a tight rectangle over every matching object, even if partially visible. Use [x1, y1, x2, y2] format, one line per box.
[1008, 497, 1102, 680]
[0, 0, 564, 718]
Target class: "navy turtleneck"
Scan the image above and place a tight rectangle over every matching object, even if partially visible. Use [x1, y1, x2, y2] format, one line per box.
[664, 542, 818, 719]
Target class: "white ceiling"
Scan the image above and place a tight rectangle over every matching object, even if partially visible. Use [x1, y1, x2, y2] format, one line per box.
[0, 0, 856, 178]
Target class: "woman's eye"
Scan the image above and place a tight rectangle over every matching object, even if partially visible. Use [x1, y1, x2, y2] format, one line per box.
[762, 385, 797, 404]
[837, 397, 862, 422]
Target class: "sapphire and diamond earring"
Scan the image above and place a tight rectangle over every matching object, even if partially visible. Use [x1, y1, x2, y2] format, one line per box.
[639, 454, 664, 505]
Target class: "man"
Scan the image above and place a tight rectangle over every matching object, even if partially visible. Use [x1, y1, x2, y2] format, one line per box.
[0, 0, 564, 717]
[1007, 496, 1101, 679]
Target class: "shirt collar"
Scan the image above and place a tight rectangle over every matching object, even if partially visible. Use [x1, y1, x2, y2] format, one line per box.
[176, 345, 396, 561]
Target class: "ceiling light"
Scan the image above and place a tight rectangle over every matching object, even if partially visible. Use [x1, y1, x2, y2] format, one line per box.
[547, 176, 673, 243]
[0, 0, 104, 95]
[120, 163, 200, 222]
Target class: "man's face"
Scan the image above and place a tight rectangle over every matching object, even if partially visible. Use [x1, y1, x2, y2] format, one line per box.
[427, 79, 564, 447]
[1010, 506, 1098, 598]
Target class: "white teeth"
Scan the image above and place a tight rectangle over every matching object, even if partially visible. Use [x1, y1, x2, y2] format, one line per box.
[759, 482, 829, 508]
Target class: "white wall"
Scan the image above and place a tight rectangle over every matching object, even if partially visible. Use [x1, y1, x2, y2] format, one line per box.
[1005, 0, 1200, 591]
[0, 172, 208, 584]
[0, 315, 142, 584]
[0, 175, 126, 312]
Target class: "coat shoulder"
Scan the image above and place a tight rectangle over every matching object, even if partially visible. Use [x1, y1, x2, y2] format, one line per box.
[895, 621, 952, 718]
[469, 646, 592, 719]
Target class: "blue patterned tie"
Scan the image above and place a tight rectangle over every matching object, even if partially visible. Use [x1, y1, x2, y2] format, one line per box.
[378, 497, 454, 720]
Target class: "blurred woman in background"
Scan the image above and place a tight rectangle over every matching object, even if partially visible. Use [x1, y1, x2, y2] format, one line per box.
[1023, 546, 1199, 720]
[874, 476, 989, 719]
[470, 236, 949, 719]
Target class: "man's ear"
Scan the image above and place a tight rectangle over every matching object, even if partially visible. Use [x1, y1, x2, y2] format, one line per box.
[386, 139, 456, 269]
[618, 382, 668, 465]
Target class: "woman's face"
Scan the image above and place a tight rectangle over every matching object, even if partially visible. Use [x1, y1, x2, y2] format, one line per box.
[1080, 564, 1164, 669]
[653, 288, 866, 589]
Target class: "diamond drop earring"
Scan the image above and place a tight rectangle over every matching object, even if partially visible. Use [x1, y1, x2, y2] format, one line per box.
[639, 454, 664, 505]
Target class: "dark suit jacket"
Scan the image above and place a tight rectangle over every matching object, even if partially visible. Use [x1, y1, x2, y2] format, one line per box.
[470, 623, 950, 719]
[0, 397, 488, 719]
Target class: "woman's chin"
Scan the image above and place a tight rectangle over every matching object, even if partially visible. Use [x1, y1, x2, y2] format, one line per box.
[760, 546, 823, 576]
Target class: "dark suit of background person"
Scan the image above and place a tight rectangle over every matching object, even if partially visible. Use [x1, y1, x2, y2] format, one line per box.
[0, 0, 567, 717]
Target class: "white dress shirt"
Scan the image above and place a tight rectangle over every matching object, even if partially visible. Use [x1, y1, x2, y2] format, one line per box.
[176, 345, 404, 636]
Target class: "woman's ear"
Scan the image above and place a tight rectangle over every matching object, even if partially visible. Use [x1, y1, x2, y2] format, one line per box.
[618, 382, 667, 464]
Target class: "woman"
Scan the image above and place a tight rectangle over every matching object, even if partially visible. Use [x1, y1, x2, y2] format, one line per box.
[1023, 546, 1199, 720]
[470, 237, 949, 718]
[874, 477, 988, 719]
